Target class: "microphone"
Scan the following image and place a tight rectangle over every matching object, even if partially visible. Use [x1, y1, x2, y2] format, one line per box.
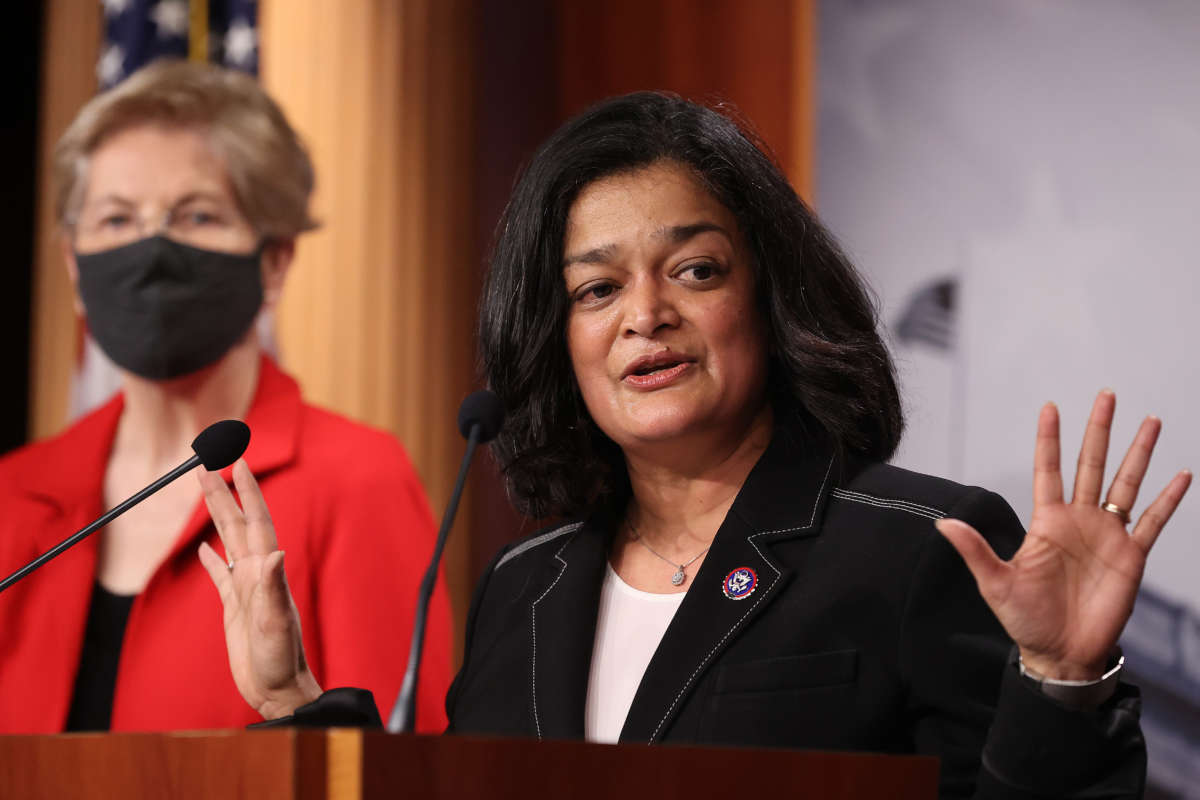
[388, 390, 504, 733]
[0, 419, 250, 593]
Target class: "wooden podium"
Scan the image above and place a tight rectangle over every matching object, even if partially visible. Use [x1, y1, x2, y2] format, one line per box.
[0, 729, 939, 799]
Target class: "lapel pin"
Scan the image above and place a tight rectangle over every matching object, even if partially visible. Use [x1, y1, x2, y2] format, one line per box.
[723, 567, 758, 600]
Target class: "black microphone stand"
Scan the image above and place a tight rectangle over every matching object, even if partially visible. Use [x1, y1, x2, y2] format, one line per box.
[0, 455, 202, 593]
[387, 423, 482, 733]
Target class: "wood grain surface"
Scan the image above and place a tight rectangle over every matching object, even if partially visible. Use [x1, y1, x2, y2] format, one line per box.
[0, 729, 936, 799]
[0, 729, 326, 800]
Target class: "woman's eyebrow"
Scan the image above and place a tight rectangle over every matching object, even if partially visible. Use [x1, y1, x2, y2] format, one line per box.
[562, 222, 729, 268]
[84, 190, 230, 212]
[171, 190, 232, 206]
[563, 243, 618, 268]
[85, 193, 135, 209]
[656, 222, 728, 243]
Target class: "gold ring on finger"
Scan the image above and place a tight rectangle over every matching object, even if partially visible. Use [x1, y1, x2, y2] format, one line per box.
[1101, 502, 1131, 525]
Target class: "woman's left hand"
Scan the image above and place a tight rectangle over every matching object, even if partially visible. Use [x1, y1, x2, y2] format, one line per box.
[196, 460, 323, 719]
[937, 390, 1191, 680]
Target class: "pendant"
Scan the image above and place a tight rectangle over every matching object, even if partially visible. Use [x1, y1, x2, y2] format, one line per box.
[671, 567, 686, 586]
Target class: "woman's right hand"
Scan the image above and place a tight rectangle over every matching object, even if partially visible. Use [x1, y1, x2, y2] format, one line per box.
[197, 460, 323, 720]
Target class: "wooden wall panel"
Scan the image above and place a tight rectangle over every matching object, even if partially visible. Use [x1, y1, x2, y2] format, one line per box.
[28, 0, 101, 440]
[259, 0, 478, 648]
[555, 0, 814, 200]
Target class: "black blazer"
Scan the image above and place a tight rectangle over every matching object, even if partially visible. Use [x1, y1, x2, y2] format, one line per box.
[444, 427, 1146, 799]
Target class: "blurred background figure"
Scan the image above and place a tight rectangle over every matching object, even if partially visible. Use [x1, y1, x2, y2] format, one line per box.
[0, 59, 452, 733]
[74, 0, 263, 415]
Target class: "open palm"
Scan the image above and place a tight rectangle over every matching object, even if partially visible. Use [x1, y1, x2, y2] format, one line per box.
[937, 391, 1191, 680]
[196, 460, 322, 719]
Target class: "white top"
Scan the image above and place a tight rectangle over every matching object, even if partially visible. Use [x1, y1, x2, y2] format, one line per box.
[584, 562, 686, 743]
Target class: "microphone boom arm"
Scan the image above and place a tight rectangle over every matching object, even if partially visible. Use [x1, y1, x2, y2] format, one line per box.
[0, 454, 202, 593]
[387, 423, 482, 733]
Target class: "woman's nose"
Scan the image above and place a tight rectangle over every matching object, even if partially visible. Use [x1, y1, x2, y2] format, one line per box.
[623, 276, 680, 338]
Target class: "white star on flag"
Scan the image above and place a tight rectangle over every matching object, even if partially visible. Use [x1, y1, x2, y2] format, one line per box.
[97, 43, 126, 87]
[150, 0, 189, 39]
[224, 19, 258, 68]
[101, 0, 131, 17]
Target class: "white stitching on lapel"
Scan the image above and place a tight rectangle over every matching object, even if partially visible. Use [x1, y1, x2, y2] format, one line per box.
[498, 521, 582, 570]
[829, 489, 946, 520]
[742, 455, 835, 537]
[809, 456, 835, 527]
[648, 529, 781, 742]
[530, 535, 573, 740]
[647, 454, 834, 741]
[830, 488, 945, 518]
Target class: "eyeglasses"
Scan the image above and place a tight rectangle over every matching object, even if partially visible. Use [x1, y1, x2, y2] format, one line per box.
[72, 196, 255, 253]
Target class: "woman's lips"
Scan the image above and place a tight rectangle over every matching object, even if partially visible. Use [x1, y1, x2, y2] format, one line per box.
[623, 361, 694, 389]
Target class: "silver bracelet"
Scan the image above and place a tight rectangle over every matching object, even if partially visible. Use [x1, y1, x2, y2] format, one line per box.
[1018, 653, 1124, 710]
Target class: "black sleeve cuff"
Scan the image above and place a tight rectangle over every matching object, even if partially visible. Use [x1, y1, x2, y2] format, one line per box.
[247, 687, 383, 729]
[978, 653, 1146, 797]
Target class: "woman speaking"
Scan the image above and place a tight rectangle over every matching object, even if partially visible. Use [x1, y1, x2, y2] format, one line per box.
[0, 61, 452, 734]
[197, 93, 1189, 798]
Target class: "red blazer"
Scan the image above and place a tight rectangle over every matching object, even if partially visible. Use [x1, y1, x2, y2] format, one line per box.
[0, 357, 452, 733]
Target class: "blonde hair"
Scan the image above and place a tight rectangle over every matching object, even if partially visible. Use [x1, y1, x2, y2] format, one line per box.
[54, 59, 317, 239]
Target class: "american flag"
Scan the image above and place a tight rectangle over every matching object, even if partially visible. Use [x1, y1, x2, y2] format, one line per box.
[98, 0, 258, 89]
[895, 276, 957, 352]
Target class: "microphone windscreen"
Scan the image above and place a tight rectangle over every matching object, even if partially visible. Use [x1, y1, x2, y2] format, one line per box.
[457, 390, 505, 443]
[191, 420, 251, 471]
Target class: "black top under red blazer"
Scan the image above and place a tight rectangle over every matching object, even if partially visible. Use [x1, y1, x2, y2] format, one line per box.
[444, 426, 1146, 799]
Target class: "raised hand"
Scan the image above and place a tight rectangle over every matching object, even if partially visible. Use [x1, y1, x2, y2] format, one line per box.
[196, 460, 323, 718]
[937, 390, 1191, 680]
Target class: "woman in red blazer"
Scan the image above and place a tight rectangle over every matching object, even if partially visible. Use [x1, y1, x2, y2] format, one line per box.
[0, 61, 452, 733]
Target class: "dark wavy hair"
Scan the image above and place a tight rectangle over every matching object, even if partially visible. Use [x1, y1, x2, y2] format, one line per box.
[480, 92, 902, 519]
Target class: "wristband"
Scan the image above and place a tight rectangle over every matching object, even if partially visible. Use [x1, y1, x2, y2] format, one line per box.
[1018, 651, 1124, 711]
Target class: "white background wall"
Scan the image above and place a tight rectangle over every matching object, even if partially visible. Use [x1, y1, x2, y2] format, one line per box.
[818, 0, 1200, 611]
[818, 3, 1200, 788]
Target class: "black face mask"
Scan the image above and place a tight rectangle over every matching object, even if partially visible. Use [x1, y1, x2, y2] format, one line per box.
[75, 235, 264, 380]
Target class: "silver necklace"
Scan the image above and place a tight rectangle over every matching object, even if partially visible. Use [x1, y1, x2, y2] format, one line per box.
[627, 520, 711, 586]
